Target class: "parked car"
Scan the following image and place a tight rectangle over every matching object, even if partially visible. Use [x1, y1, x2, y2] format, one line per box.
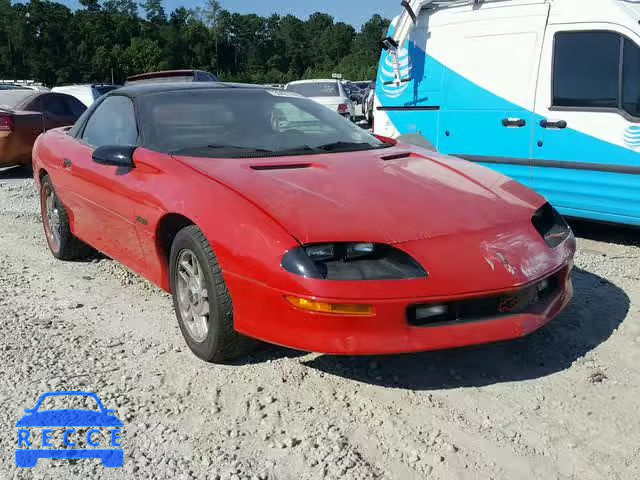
[51, 84, 121, 107]
[33, 82, 575, 363]
[353, 81, 371, 91]
[0, 90, 86, 168]
[362, 80, 376, 124]
[342, 82, 364, 107]
[0, 84, 29, 91]
[125, 69, 218, 86]
[0, 81, 49, 92]
[375, 0, 640, 227]
[285, 79, 357, 121]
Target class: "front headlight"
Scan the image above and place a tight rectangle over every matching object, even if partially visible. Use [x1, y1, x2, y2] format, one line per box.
[532, 203, 572, 248]
[282, 242, 427, 280]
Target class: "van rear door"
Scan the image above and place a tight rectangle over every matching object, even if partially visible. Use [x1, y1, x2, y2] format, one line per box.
[435, 2, 549, 188]
[533, 24, 640, 226]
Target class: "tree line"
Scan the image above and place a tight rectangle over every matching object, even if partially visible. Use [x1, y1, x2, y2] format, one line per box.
[0, 0, 391, 86]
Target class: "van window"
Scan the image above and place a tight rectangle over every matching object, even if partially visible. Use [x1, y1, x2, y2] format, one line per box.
[553, 31, 640, 119]
[622, 38, 640, 117]
[553, 31, 620, 109]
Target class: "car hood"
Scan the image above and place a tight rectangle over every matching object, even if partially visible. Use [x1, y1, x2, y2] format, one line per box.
[16, 410, 123, 428]
[174, 145, 546, 245]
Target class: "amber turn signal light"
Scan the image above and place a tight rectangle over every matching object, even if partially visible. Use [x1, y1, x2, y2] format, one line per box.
[285, 296, 374, 316]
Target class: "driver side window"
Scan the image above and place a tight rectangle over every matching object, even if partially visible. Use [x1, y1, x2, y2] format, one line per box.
[81, 96, 138, 147]
[553, 31, 640, 118]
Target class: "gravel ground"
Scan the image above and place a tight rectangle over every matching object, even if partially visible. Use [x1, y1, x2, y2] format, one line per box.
[0, 167, 638, 480]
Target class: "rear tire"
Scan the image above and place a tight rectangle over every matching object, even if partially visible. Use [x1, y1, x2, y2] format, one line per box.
[169, 225, 257, 363]
[40, 174, 92, 260]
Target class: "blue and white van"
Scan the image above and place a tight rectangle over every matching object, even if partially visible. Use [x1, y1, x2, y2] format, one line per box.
[374, 0, 640, 227]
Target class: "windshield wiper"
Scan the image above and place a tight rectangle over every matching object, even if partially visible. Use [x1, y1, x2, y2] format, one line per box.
[171, 144, 273, 154]
[314, 141, 388, 152]
[275, 145, 321, 154]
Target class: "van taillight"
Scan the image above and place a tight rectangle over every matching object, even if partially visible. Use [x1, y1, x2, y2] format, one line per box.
[0, 114, 14, 132]
[337, 103, 349, 114]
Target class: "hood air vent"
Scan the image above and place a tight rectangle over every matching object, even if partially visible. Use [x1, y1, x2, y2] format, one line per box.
[380, 152, 413, 162]
[250, 163, 312, 171]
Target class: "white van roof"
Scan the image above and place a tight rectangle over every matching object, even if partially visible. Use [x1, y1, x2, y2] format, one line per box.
[389, 0, 640, 42]
[392, 0, 640, 26]
[550, 0, 640, 30]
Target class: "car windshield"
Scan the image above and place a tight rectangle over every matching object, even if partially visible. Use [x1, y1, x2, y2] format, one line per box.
[0, 90, 36, 109]
[286, 82, 340, 97]
[139, 88, 388, 157]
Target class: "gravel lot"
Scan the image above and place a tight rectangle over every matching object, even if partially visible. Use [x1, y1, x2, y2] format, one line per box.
[0, 166, 638, 480]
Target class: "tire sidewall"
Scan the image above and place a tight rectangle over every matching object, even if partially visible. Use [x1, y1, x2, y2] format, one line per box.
[40, 175, 61, 257]
[169, 230, 222, 360]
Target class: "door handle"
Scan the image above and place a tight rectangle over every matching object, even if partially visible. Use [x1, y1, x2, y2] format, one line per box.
[540, 119, 567, 129]
[63, 158, 72, 169]
[501, 118, 526, 128]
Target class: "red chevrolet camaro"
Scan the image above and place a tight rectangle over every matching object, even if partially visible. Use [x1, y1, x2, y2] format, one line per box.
[32, 83, 575, 362]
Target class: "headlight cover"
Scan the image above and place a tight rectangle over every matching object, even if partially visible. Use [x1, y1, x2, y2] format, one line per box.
[282, 242, 428, 280]
[532, 203, 572, 248]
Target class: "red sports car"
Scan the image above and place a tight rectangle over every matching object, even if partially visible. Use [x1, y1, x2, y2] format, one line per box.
[32, 83, 575, 363]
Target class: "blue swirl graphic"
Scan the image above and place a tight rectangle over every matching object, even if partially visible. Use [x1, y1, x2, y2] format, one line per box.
[623, 125, 640, 149]
[379, 46, 412, 99]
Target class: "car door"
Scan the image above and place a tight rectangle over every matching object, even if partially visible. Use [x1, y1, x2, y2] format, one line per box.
[532, 26, 640, 226]
[64, 95, 146, 268]
[435, 3, 549, 188]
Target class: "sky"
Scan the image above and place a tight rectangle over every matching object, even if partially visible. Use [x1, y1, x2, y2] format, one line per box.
[52, 0, 400, 29]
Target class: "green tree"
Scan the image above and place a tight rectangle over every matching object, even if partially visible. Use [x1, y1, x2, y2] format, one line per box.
[140, 0, 165, 25]
[0, 0, 392, 86]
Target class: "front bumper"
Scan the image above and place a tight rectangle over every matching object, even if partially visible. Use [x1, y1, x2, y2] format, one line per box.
[227, 263, 573, 355]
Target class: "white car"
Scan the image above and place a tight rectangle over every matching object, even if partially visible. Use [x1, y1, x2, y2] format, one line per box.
[51, 84, 120, 107]
[284, 79, 357, 121]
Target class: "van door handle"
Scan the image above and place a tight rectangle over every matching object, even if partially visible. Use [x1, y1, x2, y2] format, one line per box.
[63, 158, 72, 169]
[540, 119, 567, 129]
[501, 118, 526, 128]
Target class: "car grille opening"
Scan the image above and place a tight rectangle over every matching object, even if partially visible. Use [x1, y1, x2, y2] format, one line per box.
[407, 274, 560, 327]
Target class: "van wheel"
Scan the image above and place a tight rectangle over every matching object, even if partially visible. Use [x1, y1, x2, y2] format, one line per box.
[40, 175, 92, 260]
[169, 225, 258, 363]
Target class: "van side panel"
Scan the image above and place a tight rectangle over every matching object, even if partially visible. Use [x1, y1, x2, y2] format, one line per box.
[532, 22, 640, 226]
[376, 3, 550, 189]
[438, 28, 544, 188]
[376, 17, 443, 147]
[375, 2, 640, 226]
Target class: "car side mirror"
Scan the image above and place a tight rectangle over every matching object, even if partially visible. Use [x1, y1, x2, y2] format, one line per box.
[92, 145, 136, 168]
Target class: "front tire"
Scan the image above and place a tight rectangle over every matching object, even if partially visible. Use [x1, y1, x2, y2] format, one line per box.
[169, 225, 257, 363]
[40, 174, 92, 260]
